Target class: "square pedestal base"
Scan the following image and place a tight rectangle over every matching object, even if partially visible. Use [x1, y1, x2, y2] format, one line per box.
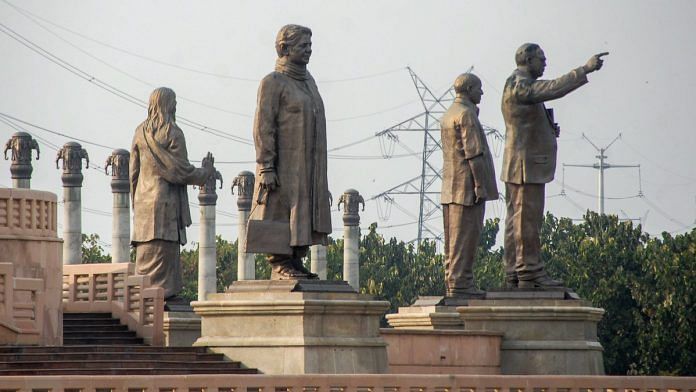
[458, 292, 605, 375]
[163, 311, 201, 347]
[192, 280, 390, 374]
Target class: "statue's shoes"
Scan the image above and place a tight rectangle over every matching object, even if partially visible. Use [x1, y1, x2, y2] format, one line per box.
[447, 287, 486, 297]
[271, 263, 309, 280]
[518, 274, 563, 288]
[290, 258, 320, 279]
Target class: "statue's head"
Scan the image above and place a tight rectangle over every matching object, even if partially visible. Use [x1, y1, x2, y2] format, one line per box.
[515, 43, 546, 78]
[454, 73, 483, 105]
[147, 87, 177, 126]
[275, 24, 313, 65]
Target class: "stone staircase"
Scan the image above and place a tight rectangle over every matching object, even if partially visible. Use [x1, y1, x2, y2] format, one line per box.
[0, 312, 257, 375]
[64, 312, 144, 345]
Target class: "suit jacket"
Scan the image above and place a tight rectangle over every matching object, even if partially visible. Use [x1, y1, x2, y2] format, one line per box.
[500, 67, 588, 184]
[441, 97, 498, 206]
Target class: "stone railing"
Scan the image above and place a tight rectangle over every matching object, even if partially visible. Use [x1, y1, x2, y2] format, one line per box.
[0, 262, 43, 344]
[62, 263, 164, 345]
[0, 188, 58, 238]
[0, 374, 694, 391]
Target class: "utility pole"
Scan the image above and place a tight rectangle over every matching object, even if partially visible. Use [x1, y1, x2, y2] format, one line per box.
[564, 133, 639, 215]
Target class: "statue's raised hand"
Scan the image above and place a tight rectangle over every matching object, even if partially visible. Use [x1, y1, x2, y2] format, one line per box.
[583, 52, 609, 73]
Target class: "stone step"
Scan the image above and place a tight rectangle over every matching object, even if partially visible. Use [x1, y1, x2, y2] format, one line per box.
[0, 360, 244, 370]
[64, 330, 139, 338]
[0, 352, 225, 362]
[0, 367, 258, 375]
[0, 345, 210, 354]
[63, 324, 129, 332]
[63, 312, 114, 319]
[63, 336, 145, 345]
[63, 318, 122, 326]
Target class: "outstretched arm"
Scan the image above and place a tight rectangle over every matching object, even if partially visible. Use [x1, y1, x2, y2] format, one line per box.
[514, 52, 608, 104]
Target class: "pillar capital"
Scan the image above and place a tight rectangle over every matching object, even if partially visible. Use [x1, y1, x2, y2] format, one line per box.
[56, 142, 89, 187]
[232, 170, 255, 211]
[338, 188, 365, 227]
[4, 131, 39, 185]
[198, 154, 222, 206]
[105, 148, 130, 193]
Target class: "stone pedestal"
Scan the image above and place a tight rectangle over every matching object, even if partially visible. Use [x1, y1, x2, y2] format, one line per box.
[458, 290, 605, 375]
[381, 329, 502, 374]
[385, 296, 467, 329]
[163, 311, 201, 347]
[0, 188, 61, 345]
[383, 296, 502, 374]
[192, 280, 390, 374]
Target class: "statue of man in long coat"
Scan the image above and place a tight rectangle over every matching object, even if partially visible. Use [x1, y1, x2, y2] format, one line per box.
[245, 24, 332, 279]
[130, 87, 213, 298]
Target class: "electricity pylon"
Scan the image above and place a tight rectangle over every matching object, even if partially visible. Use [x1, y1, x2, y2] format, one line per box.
[372, 67, 500, 245]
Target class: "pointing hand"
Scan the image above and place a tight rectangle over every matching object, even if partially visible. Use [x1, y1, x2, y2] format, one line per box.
[583, 52, 609, 73]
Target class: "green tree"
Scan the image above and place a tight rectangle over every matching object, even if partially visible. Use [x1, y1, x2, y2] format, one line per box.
[81, 233, 111, 263]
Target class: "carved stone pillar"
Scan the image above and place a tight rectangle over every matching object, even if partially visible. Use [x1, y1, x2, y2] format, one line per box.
[56, 142, 89, 265]
[338, 188, 364, 290]
[105, 149, 130, 263]
[197, 156, 222, 300]
[310, 245, 327, 280]
[232, 171, 255, 281]
[3, 132, 40, 189]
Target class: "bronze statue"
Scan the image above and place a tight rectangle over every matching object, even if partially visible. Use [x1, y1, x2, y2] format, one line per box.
[245, 24, 332, 279]
[440, 73, 498, 297]
[130, 87, 214, 298]
[501, 43, 607, 288]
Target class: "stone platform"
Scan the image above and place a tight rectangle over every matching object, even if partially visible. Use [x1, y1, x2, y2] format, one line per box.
[191, 280, 390, 374]
[383, 295, 502, 374]
[458, 290, 605, 375]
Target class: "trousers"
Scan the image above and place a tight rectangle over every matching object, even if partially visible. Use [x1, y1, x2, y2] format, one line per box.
[443, 202, 485, 290]
[503, 182, 546, 281]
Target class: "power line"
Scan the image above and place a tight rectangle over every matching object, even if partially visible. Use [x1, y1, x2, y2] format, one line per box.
[2, 0, 405, 85]
[0, 22, 253, 146]
[0, 112, 116, 150]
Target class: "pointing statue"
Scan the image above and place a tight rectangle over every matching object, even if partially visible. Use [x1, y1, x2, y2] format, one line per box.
[440, 73, 498, 297]
[130, 87, 214, 299]
[501, 43, 608, 288]
[245, 24, 332, 279]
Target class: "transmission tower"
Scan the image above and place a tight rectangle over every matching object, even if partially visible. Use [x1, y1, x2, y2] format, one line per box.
[371, 67, 501, 245]
[564, 133, 640, 214]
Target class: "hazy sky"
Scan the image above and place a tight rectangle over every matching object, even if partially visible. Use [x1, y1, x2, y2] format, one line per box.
[1, 1, 695, 251]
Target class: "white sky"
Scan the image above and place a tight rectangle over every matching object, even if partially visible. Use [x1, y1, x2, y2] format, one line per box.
[1, 0, 695, 251]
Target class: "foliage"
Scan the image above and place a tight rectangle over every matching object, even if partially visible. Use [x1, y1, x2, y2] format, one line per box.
[81, 233, 111, 263]
[124, 209, 695, 376]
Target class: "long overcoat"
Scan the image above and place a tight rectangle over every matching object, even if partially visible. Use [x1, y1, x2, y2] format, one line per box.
[500, 68, 588, 184]
[247, 71, 332, 252]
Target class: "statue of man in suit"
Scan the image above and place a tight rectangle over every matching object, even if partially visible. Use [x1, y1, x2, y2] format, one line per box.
[441, 73, 498, 297]
[501, 43, 607, 288]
